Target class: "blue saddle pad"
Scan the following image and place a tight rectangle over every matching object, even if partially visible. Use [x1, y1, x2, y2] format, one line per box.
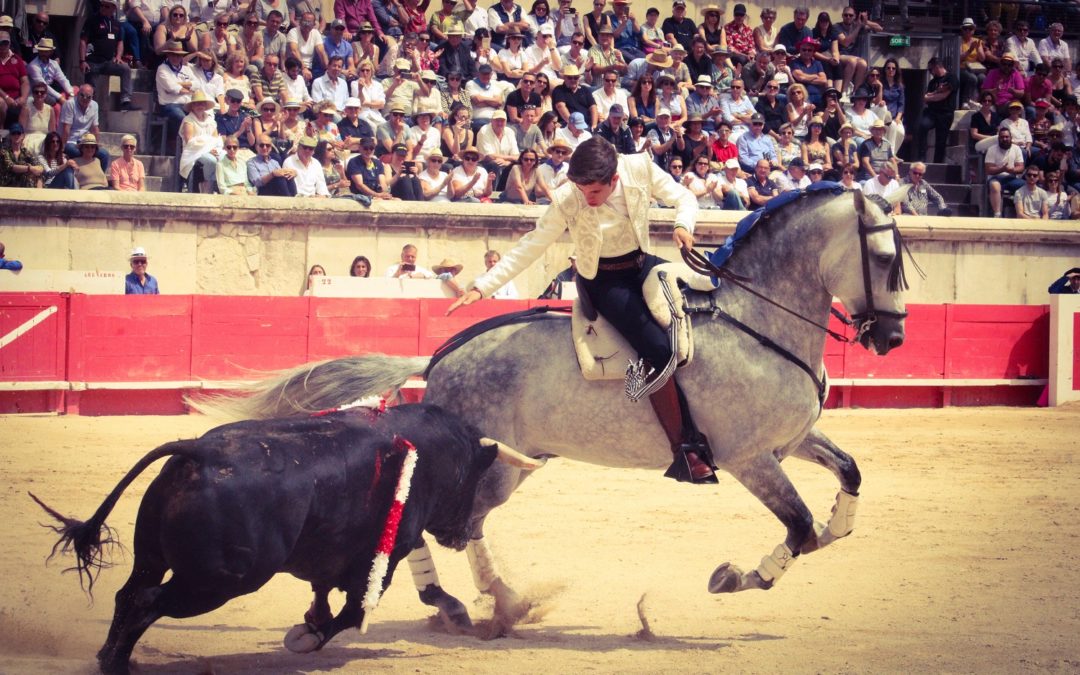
[705, 182, 847, 285]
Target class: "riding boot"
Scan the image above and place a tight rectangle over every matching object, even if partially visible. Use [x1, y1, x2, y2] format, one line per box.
[648, 376, 718, 484]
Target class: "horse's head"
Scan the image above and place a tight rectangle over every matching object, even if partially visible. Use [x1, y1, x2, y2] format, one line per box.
[822, 189, 910, 356]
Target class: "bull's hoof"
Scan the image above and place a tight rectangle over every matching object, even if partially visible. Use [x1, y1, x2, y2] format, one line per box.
[284, 623, 324, 653]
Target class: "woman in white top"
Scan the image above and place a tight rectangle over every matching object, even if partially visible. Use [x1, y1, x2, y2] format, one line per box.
[656, 74, 685, 123]
[222, 52, 253, 106]
[844, 89, 877, 144]
[409, 109, 441, 161]
[592, 72, 629, 119]
[785, 83, 815, 139]
[351, 60, 387, 128]
[484, 249, 520, 299]
[420, 150, 452, 201]
[449, 146, 494, 201]
[202, 14, 241, 64]
[753, 8, 779, 53]
[681, 155, 718, 208]
[497, 32, 528, 83]
[179, 91, 223, 193]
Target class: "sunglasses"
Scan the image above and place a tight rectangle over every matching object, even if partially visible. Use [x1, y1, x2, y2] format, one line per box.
[842, 13, 855, 17]
[522, 157, 537, 162]
[247, 20, 260, 25]
[122, 143, 137, 149]
[428, 157, 442, 161]
[463, 155, 479, 160]
[33, 89, 46, 94]
[604, 79, 617, 83]
[132, 259, 148, 264]
[216, 20, 230, 26]
[172, 12, 186, 17]
[910, 170, 924, 176]
[257, 142, 273, 148]
[572, 40, 584, 46]
[669, 164, 683, 169]
[225, 145, 239, 149]
[551, 148, 569, 154]
[79, 93, 93, 99]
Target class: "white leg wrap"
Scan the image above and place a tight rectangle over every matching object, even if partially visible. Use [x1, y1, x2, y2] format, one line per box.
[407, 542, 440, 590]
[466, 538, 497, 593]
[827, 490, 859, 538]
[756, 543, 796, 585]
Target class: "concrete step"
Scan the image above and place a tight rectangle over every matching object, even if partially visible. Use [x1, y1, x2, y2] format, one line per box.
[132, 68, 155, 93]
[936, 184, 973, 203]
[108, 91, 154, 112]
[900, 161, 962, 184]
[98, 131, 142, 156]
[101, 108, 151, 136]
[144, 175, 163, 192]
[135, 153, 176, 176]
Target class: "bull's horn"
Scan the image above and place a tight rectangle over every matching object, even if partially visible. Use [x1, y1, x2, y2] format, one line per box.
[482, 438, 546, 471]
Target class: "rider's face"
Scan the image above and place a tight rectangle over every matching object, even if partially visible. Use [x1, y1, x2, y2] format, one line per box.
[574, 175, 619, 207]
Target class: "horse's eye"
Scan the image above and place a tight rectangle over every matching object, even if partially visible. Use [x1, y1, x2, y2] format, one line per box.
[875, 253, 894, 266]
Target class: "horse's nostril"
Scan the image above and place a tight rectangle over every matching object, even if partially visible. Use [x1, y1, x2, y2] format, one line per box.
[888, 334, 904, 349]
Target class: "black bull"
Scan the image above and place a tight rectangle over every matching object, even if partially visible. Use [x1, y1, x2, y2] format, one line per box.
[32, 404, 520, 675]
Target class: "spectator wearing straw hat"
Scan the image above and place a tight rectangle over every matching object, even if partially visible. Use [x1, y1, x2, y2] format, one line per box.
[72, 133, 109, 190]
[537, 136, 570, 189]
[156, 40, 196, 133]
[552, 63, 596, 127]
[78, 0, 137, 111]
[109, 134, 146, 191]
[433, 257, 466, 297]
[125, 247, 159, 295]
[26, 37, 73, 107]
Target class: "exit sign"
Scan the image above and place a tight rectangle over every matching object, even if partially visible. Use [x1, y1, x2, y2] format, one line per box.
[889, 35, 911, 47]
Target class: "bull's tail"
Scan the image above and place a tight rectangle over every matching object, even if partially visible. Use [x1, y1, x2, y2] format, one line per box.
[29, 440, 196, 595]
[187, 355, 431, 421]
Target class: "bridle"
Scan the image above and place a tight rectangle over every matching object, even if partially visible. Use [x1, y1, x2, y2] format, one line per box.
[681, 203, 919, 405]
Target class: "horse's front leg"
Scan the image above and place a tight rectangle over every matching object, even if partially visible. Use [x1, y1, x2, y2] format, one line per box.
[790, 428, 860, 552]
[708, 454, 816, 594]
[408, 537, 473, 632]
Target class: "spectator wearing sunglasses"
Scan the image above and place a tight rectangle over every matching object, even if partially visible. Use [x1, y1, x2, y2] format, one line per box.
[1039, 23, 1071, 72]
[109, 134, 146, 191]
[19, 13, 56, 63]
[125, 247, 159, 295]
[901, 162, 950, 216]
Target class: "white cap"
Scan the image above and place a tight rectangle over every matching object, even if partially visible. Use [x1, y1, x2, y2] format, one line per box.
[130, 246, 147, 259]
[724, 157, 740, 169]
[656, 107, 672, 117]
[808, 162, 823, 172]
[344, 97, 362, 108]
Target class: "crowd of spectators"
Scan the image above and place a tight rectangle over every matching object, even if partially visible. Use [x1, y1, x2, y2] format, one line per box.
[0, 2, 1079, 216]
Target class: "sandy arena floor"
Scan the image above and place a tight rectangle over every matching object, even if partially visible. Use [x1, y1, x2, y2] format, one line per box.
[1, 406, 1078, 674]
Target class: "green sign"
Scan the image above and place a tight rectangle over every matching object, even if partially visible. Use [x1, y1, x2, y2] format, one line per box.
[889, 35, 911, 47]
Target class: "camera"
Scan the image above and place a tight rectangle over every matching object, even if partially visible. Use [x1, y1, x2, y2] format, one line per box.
[401, 263, 416, 272]
[567, 7, 576, 13]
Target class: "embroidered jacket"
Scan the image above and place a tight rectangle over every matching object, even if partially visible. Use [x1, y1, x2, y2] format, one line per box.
[473, 152, 696, 296]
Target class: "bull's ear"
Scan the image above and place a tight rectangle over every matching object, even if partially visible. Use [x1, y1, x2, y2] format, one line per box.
[481, 437, 546, 471]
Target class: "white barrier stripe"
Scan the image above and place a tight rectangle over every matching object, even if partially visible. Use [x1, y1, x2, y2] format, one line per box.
[0, 306, 58, 350]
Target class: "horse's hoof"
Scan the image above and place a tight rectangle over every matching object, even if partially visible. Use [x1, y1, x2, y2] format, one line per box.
[708, 562, 743, 594]
[441, 607, 474, 632]
[284, 623, 323, 653]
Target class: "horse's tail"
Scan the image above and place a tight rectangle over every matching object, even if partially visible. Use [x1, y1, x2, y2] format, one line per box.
[188, 354, 432, 421]
[29, 440, 196, 595]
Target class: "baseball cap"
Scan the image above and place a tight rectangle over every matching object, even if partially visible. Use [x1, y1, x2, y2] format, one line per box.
[225, 88, 244, 102]
[808, 162, 823, 172]
[787, 157, 805, 169]
[330, 18, 346, 28]
[724, 158, 739, 169]
[608, 103, 624, 116]
[569, 111, 589, 130]
[344, 97, 362, 108]
[491, 110, 508, 120]
[734, 3, 746, 15]
[750, 113, 764, 123]
[392, 142, 409, 153]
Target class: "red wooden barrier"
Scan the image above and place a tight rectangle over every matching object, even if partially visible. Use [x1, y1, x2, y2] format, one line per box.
[309, 298, 423, 360]
[191, 296, 310, 379]
[944, 304, 1049, 378]
[0, 293, 68, 414]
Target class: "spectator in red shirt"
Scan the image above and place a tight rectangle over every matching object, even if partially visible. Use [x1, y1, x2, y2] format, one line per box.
[0, 29, 29, 129]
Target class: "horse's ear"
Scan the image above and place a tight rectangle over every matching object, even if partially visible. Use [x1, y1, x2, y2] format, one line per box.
[884, 184, 911, 210]
[852, 187, 868, 216]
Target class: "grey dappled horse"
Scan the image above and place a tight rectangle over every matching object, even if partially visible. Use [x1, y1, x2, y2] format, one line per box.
[201, 187, 909, 626]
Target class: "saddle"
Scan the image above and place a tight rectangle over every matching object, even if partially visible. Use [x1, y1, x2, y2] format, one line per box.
[570, 262, 715, 381]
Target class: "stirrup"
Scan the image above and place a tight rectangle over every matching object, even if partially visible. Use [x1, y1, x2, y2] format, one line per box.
[664, 449, 719, 484]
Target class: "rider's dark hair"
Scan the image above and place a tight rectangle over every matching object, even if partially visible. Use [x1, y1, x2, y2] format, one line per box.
[567, 137, 618, 185]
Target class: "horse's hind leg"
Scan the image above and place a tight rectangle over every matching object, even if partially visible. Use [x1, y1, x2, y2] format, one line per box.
[409, 537, 473, 631]
[790, 428, 860, 550]
[709, 455, 815, 594]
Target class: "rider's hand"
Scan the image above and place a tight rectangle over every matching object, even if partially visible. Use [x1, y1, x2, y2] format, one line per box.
[673, 227, 694, 250]
[447, 288, 482, 315]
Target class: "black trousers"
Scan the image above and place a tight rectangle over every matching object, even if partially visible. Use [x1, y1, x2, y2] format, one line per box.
[578, 251, 672, 368]
[918, 108, 952, 164]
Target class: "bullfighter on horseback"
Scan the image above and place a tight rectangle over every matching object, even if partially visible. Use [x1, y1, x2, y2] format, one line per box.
[448, 136, 717, 485]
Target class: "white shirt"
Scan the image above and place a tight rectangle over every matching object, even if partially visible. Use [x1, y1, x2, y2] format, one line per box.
[466, 78, 503, 121]
[409, 125, 442, 161]
[419, 169, 451, 201]
[716, 173, 749, 204]
[311, 74, 349, 110]
[1038, 37, 1070, 67]
[491, 279, 520, 299]
[287, 27, 322, 69]
[191, 67, 225, 103]
[592, 86, 630, 120]
[449, 165, 490, 199]
[156, 62, 196, 106]
[537, 159, 568, 191]
[684, 172, 718, 208]
[1005, 35, 1041, 72]
[283, 72, 313, 104]
[1001, 116, 1032, 147]
[283, 154, 330, 196]
[776, 171, 811, 192]
[984, 142, 1024, 176]
[861, 176, 901, 200]
[476, 124, 521, 159]
[523, 43, 560, 81]
[554, 125, 591, 150]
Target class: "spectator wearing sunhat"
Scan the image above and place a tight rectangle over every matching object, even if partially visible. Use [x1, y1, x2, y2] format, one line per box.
[72, 132, 110, 190]
[686, 75, 721, 132]
[791, 36, 827, 106]
[125, 247, 159, 295]
[449, 144, 495, 201]
[594, 103, 635, 154]
[284, 135, 330, 197]
[376, 103, 414, 157]
[647, 106, 683, 168]
[999, 98, 1034, 156]
[623, 48, 670, 91]
[78, 0, 137, 111]
[588, 22, 627, 82]
[552, 63, 597, 128]
[858, 117, 897, 180]
[181, 90, 223, 193]
[537, 137, 571, 190]
[418, 147, 452, 201]
[438, 23, 477, 80]
[156, 40, 196, 133]
[982, 51, 1024, 110]
[26, 37, 73, 106]
[433, 257, 466, 298]
[715, 157, 749, 210]
[338, 97, 375, 151]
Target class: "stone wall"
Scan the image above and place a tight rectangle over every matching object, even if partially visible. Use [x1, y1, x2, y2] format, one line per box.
[1, 188, 1076, 303]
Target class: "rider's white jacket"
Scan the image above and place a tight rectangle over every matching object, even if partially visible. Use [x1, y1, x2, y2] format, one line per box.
[473, 153, 698, 297]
